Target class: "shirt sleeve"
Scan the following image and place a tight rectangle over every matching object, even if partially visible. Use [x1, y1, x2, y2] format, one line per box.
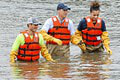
[41, 18, 53, 32]
[77, 18, 87, 31]
[68, 19, 75, 35]
[38, 33, 44, 46]
[101, 19, 107, 31]
[11, 34, 25, 51]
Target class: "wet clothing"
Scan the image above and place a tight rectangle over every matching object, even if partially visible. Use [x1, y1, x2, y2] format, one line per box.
[17, 32, 41, 61]
[11, 32, 44, 61]
[41, 16, 75, 58]
[77, 17, 106, 52]
[86, 44, 104, 53]
[46, 44, 70, 59]
[82, 17, 102, 46]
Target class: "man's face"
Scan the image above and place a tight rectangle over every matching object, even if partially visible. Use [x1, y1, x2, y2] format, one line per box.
[28, 24, 39, 32]
[58, 9, 69, 18]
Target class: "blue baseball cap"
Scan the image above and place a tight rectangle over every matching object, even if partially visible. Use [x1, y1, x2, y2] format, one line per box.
[27, 17, 42, 25]
[57, 3, 71, 11]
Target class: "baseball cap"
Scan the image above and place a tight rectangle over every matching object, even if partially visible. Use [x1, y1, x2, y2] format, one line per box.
[57, 3, 71, 11]
[27, 17, 42, 25]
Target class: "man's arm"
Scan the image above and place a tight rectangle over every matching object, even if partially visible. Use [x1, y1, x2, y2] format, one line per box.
[40, 18, 62, 45]
[38, 34, 55, 62]
[10, 34, 24, 63]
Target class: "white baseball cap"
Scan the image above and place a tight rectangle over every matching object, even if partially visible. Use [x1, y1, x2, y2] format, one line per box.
[27, 17, 42, 25]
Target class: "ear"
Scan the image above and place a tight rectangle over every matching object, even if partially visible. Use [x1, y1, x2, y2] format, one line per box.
[27, 24, 29, 27]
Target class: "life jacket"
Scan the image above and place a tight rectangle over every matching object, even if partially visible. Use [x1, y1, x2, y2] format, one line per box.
[82, 16, 102, 46]
[47, 16, 71, 45]
[17, 31, 41, 61]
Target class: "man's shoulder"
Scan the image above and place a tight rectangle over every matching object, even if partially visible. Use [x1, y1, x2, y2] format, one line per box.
[17, 33, 24, 38]
[79, 18, 86, 24]
[38, 33, 44, 38]
[45, 17, 53, 23]
[68, 19, 73, 25]
[38, 33, 42, 37]
[14, 33, 24, 42]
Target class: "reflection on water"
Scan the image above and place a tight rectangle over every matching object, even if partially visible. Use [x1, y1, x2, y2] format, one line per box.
[10, 53, 112, 80]
[0, 0, 120, 80]
[79, 53, 112, 80]
[11, 62, 40, 80]
[11, 59, 72, 80]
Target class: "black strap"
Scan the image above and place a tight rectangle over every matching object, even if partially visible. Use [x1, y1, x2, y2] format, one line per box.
[87, 27, 101, 30]
[59, 38, 70, 40]
[53, 26, 68, 29]
[48, 32, 70, 35]
[25, 42, 39, 45]
[18, 47, 26, 57]
[82, 32, 101, 36]
[19, 53, 39, 57]
[83, 37, 100, 42]
[19, 48, 40, 51]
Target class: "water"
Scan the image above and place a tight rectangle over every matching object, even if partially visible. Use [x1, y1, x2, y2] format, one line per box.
[0, 0, 120, 80]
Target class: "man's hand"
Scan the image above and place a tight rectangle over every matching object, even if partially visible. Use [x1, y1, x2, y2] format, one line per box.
[10, 51, 18, 63]
[53, 38, 62, 45]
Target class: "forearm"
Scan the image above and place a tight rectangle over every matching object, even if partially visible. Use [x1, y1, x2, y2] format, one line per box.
[40, 30, 56, 41]
[41, 44, 53, 61]
[71, 30, 83, 45]
[101, 31, 112, 54]
[11, 43, 20, 52]
[101, 31, 110, 46]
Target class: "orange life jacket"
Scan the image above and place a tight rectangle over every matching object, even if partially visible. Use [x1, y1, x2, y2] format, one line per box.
[17, 31, 41, 61]
[82, 16, 102, 46]
[47, 16, 71, 45]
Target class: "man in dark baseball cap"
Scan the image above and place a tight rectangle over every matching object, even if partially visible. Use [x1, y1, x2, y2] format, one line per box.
[40, 2, 75, 59]
[57, 3, 71, 11]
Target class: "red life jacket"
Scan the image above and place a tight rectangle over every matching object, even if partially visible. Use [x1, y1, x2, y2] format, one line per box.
[47, 16, 71, 45]
[17, 31, 41, 61]
[82, 16, 102, 46]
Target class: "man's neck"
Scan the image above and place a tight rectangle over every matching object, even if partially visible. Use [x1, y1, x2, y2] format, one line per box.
[27, 30, 34, 35]
[57, 15, 65, 23]
[58, 15, 65, 21]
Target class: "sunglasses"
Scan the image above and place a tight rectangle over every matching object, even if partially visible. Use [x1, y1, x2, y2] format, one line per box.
[63, 9, 68, 11]
[33, 24, 38, 26]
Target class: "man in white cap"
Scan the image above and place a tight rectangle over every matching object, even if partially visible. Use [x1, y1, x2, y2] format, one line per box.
[40, 3, 75, 59]
[10, 17, 54, 63]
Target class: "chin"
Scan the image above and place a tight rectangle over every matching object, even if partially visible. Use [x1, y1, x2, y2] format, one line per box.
[93, 19, 97, 21]
[32, 30, 36, 32]
[65, 15, 67, 17]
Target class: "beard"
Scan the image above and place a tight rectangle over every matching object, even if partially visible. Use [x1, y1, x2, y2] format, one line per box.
[30, 28, 37, 33]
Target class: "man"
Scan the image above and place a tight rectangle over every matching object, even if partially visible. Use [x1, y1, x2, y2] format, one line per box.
[40, 3, 75, 58]
[10, 17, 54, 63]
[71, 1, 112, 54]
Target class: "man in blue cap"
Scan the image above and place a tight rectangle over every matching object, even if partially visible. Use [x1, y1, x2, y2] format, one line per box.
[40, 3, 75, 59]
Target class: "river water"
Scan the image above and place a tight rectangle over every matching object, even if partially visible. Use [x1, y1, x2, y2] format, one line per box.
[0, 0, 120, 80]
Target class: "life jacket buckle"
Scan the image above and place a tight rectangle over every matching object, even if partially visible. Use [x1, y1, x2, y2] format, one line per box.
[87, 28, 92, 31]
[21, 54, 26, 57]
[56, 26, 59, 30]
